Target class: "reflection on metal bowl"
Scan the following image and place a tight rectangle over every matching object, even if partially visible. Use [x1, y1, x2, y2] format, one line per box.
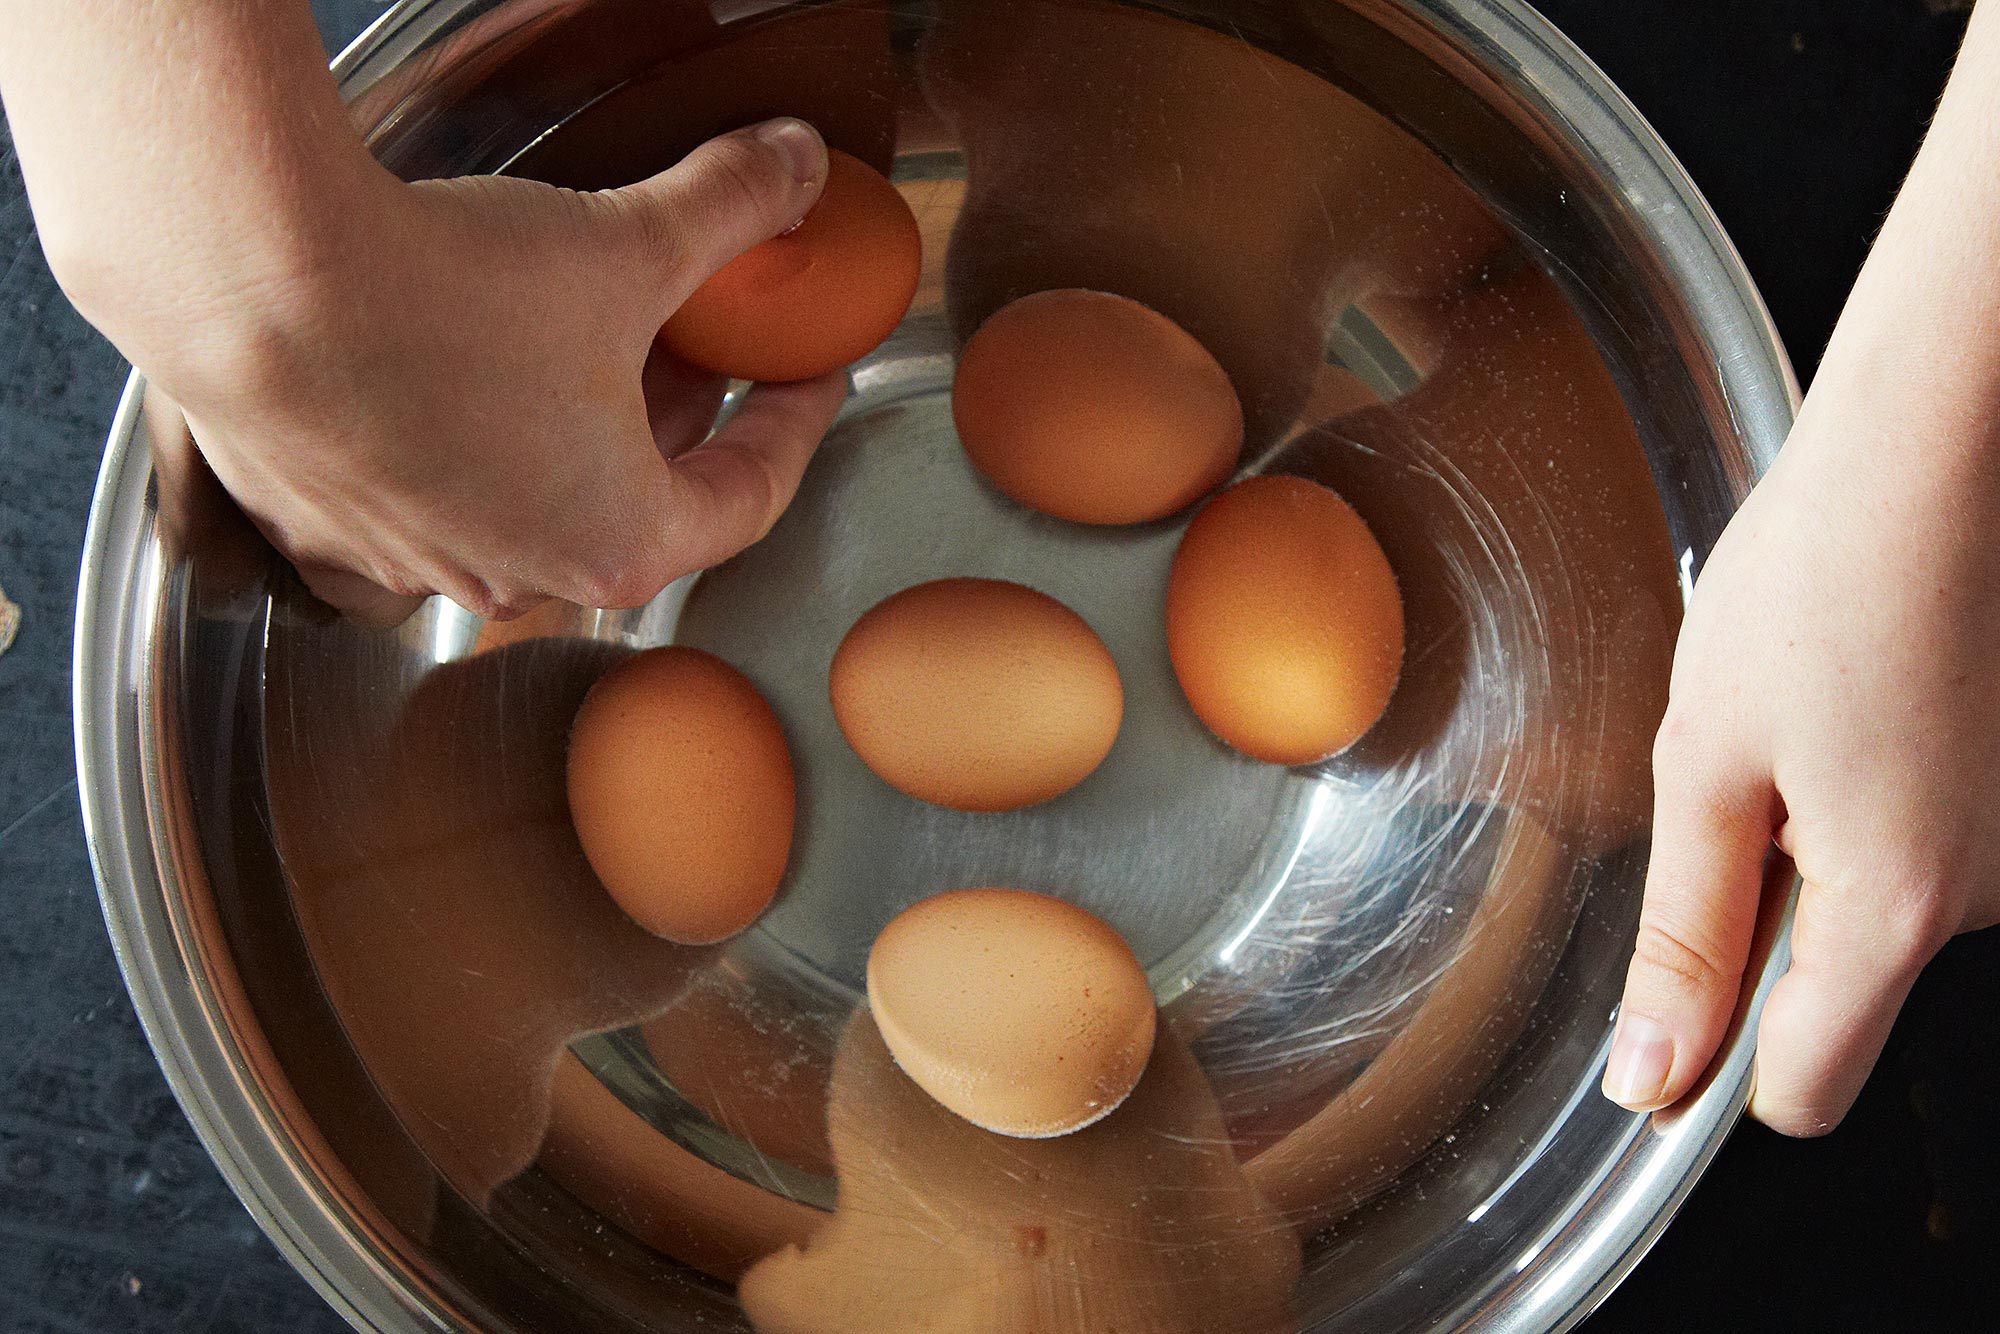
[76, 1, 1798, 1331]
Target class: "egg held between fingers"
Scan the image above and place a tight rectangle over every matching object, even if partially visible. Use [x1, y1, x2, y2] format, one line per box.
[659, 148, 922, 382]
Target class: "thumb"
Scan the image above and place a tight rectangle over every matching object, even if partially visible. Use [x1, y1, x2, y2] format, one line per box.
[1604, 716, 1776, 1112]
[612, 118, 829, 318]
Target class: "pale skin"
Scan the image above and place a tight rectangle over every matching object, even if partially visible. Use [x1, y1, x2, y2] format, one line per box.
[1605, 0, 2000, 1133]
[2, 1, 1996, 1135]
[0, 0, 846, 625]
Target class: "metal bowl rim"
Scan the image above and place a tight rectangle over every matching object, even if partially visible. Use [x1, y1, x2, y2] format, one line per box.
[74, 2, 1800, 1330]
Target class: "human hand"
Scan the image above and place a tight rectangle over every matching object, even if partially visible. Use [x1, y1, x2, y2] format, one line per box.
[4, 3, 850, 621]
[1604, 360, 2000, 1134]
[118, 118, 845, 622]
[1604, 0, 2000, 1137]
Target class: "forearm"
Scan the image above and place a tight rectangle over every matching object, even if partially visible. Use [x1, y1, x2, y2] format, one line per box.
[1811, 0, 2000, 469]
[0, 0, 386, 372]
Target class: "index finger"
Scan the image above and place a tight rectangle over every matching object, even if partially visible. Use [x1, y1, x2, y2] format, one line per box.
[648, 372, 848, 585]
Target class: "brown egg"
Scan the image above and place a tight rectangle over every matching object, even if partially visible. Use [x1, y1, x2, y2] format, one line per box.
[867, 889, 1157, 1138]
[1167, 475, 1404, 765]
[567, 647, 795, 944]
[659, 150, 922, 383]
[952, 290, 1243, 525]
[265, 635, 711, 1211]
[1272, 261, 1680, 854]
[830, 578, 1122, 811]
[925, 0, 1506, 447]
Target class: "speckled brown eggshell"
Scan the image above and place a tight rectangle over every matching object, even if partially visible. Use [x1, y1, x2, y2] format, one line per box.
[566, 647, 795, 945]
[829, 578, 1123, 812]
[952, 290, 1243, 525]
[1166, 475, 1404, 765]
[867, 888, 1157, 1139]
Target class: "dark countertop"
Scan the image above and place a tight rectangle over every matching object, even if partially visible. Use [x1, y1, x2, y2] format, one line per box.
[1, 2, 1994, 1330]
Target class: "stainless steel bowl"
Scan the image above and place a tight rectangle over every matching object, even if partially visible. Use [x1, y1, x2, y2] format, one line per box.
[76, 1, 1799, 1330]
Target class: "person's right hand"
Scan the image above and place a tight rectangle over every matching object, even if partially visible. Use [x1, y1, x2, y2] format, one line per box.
[67, 116, 847, 624]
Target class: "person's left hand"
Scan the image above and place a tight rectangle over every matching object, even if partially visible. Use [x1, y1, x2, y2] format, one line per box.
[1606, 356, 2000, 1134]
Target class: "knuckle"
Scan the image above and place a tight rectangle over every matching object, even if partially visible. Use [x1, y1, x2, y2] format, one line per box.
[1879, 875, 1959, 972]
[479, 572, 545, 622]
[1650, 708, 1705, 779]
[1815, 855, 1961, 977]
[313, 557, 422, 606]
[1651, 712, 1761, 836]
[621, 190, 681, 270]
[561, 525, 673, 610]
[609, 565, 673, 608]
[705, 136, 782, 215]
[574, 562, 667, 610]
[377, 570, 430, 601]
[445, 575, 502, 621]
[730, 451, 787, 542]
[564, 572, 620, 610]
[1630, 918, 1735, 999]
[484, 594, 540, 623]
[550, 183, 614, 235]
[1751, 1096, 1838, 1139]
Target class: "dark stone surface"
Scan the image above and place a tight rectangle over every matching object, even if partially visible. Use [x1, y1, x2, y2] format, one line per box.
[0, 1, 1992, 1331]
[0, 11, 389, 1333]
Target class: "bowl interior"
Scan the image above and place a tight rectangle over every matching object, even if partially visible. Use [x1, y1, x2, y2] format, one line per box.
[125, 1, 1779, 1330]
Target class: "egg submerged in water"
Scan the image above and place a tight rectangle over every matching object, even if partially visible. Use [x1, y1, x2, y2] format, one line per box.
[952, 289, 1243, 525]
[829, 577, 1123, 812]
[566, 646, 796, 944]
[867, 888, 1158, 1139]
[1167, 474, 1405, 765]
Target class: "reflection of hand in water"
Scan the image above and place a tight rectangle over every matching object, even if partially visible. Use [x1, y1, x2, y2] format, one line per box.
[266, 633, 713, 1206]
[1243, 810, 1570, 1227]
[1210, 263, 1673, 1211]
[1276, 262, 1682, 857]
[529, 815, 1568, 1304]
[639, 965, 837, 1179]
[537, 1051, 822, 1283]
[925, 0, 1504, 447]
[923, 0, 1675, 859]
[506, 0, 900, 191]
[739, 1012, 1300, 1334]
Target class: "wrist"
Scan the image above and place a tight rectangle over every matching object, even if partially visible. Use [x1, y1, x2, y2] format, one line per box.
[1805, 256, 2000, 488]
[2, 0, 398, 398]
[64, 144, 400, 410]
[1801, 3, 2000, 477]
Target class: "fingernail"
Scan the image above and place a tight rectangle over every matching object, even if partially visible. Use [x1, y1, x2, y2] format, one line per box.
[752, 117, 827, 188]
[1602, 1012, 1675, 1108]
